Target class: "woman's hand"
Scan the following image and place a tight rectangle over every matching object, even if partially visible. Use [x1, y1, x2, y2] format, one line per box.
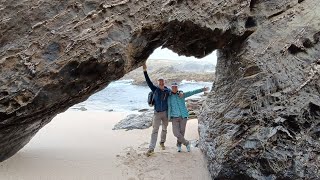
[203, 87, 209, 92]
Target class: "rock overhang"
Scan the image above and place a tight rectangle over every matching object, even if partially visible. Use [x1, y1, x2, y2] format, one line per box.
[1, 0, 320, 179]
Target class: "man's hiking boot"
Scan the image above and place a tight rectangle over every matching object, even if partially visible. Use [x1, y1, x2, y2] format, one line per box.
[145, 149, 154, 157]
[160, 142, 165, 150]
[186, 144, 191, 152]
[177, 145, 182, 152]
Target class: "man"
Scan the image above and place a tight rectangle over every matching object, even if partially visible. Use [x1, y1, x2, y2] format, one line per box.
[143, 63, 171, 156]
[168, 82, 208, 152]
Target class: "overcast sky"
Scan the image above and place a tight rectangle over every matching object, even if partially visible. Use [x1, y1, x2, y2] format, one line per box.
[148, 47, 217, 65]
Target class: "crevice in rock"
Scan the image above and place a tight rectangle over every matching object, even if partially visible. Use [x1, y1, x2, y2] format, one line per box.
[259, 158, 275, 175]
[0, 112, 14, 122]
[0, 91, 9, 101]
[245, 17, 257, 28]
[313, 32, 320, 44]
[0, 91, 9, 96]
[303, 38, 314, 48]
[267, 2, 299, 20]
[309, 102, 320, 119]
[268, 10, 285, 19]
[282, 115, 301, 134]
[310, 123, 320, 140]
[225, 30, 255, 52]
[287, 44, 306, 54]
[249, 0, 259, 11]
[165, 0, 183, 6]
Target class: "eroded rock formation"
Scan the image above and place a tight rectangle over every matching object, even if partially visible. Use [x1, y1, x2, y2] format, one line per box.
[1, 0, 320, 179]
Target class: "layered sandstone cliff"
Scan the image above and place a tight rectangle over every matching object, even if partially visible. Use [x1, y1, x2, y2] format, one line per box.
[1, 0, 320, 179]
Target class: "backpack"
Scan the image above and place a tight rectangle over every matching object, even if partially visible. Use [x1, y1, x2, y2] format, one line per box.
[148, 91, 155, 107]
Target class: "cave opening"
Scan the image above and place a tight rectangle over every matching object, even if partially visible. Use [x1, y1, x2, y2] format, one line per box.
[69, 20, 230, 113]
[69, 47, 217, 113]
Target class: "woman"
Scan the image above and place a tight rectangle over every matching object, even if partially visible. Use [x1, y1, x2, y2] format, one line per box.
[167, 82, 208, 152]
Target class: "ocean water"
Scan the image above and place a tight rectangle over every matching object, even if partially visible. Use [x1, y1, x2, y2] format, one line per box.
[69, 79, 213, 113]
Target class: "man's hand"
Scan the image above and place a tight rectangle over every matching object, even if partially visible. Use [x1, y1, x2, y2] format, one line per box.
[142, 63, 147, 71]
[179, 92, 184, 98]
[203, 87, 209, 92]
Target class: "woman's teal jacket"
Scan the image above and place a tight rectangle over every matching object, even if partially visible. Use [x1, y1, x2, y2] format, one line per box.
[167, 88, 203, 120]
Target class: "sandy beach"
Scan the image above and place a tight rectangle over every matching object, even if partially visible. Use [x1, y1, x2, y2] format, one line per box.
[0, 111, 211, 180]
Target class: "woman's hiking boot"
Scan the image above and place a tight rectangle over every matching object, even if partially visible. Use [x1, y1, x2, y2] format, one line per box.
[186, 144, 191, 152]
[160, 142, 165, 150]
[177, 145, 182, 152]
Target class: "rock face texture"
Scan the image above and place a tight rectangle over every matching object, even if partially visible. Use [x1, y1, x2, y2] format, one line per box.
[1, 0, 320, 179]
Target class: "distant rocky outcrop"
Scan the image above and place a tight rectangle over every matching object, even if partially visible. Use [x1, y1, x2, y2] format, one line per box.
[121, 59, 215, 85]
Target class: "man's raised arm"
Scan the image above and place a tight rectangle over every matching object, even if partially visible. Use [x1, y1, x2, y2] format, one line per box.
[143, 63, 156, 91]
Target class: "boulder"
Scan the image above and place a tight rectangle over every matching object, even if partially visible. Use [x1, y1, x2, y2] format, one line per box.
[113, 111, 153, 130]
[186, 97, 206, 118]
[1, 0, 320, 179]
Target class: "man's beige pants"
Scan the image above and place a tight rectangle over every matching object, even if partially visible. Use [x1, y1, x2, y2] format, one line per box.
[149, 111, 168, 150]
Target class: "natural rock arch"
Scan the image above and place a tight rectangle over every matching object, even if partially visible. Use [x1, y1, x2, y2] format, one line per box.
[1, 0, 320, 179]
